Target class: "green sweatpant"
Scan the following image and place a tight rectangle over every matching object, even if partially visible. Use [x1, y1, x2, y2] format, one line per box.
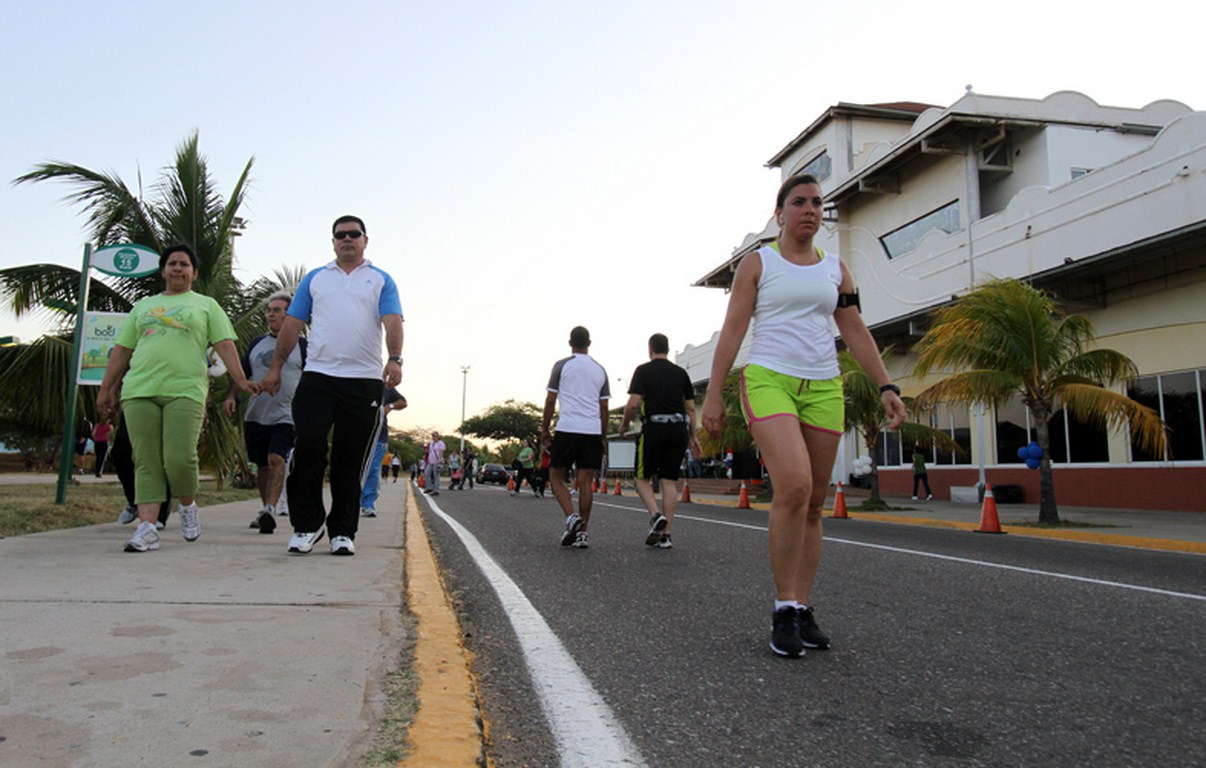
[122, 396, 205, 504]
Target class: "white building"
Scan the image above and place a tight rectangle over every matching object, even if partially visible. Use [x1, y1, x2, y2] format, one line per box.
[681, 91, 1206, 511]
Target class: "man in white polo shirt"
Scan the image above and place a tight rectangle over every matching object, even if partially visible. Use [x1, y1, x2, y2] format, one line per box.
[261, 215, 404, 556]
[541, 326, 610, 549]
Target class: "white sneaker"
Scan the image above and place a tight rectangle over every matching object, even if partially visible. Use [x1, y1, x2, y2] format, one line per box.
[360, 507, 377, 517]
[330, 536, 355, 556]
[124, 521, 160, 552]
[118, 505, 138, 525]
[179, 503, 200, 542]
[570, 531, 590, 549]
[560, 512, 583, 546]
[288, 527, 325, 554]
[278, 497, 289, 516]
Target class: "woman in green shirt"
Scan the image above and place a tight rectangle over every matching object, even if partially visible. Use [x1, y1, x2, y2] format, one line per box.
[97, 244, 256, 552]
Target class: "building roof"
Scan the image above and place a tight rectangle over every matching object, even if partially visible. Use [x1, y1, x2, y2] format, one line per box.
[765, 101, 939, 168]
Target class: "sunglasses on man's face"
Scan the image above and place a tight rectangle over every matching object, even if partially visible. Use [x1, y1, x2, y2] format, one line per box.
[333, 230, 363, 240]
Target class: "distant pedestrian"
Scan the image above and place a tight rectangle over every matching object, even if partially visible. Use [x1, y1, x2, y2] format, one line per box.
[541, 326, 610, 549]
[91, 418, 112, 477]
[620, 333, 700, 550]
[424, 432, 445, 495]
[261, 215, 404, 557]
[511, 439, 535, 496]
[911, 450, 933, 500]
[531, 449, 549, 497]
[462, 450, 476, 489]
[701, 174, 905, 658]
[224, 293, 306, 534]
[391, 453, 402, 482]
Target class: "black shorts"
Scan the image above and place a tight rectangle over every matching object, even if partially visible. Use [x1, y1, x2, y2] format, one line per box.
[244, 421, 295, 467]
[549, 431, 605, 472]
[635, 422, 689, 481]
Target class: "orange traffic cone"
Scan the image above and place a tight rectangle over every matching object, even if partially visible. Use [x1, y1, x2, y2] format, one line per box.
[613, 479, 622, 495]
[831, 482, 848, 519]
[736, 482, 751, 509]
[417, 473, 425, 489]
[591, 478, 598, 492]
[680, 481, 692, 504]
[507, 476, 515, 492]
[976, 483, 1006, 534]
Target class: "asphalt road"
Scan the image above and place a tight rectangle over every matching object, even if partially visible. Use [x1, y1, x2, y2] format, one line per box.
[419, 484, 1206, 768]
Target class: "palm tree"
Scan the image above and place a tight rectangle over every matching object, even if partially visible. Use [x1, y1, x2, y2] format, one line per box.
[839, 349, 962, 506]
[0, 131, 294, 484]
[912, 278, 1166, 524]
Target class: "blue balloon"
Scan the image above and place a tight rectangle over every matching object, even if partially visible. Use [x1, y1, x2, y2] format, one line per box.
[1027, 442, 1043, 459]
[1016, 446, 1028, 460]
[1025, 457, 1041, 469]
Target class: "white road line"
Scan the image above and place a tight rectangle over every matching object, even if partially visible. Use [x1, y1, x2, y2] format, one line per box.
[600, 502, 1206, 603]
[826, 537, 1206, 602]
[423, 496, 647, 768]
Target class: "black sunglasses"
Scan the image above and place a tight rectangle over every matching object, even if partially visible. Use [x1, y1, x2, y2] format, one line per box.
[333, 230, 364, 240]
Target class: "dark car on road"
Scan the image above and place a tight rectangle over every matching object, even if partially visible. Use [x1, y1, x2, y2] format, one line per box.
[477, 463, 511, 485]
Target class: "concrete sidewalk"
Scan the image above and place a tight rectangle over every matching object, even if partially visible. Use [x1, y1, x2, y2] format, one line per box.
[0, 476, 412, 768]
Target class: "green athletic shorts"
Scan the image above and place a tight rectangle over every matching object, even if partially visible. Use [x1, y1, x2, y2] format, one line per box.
[739, 364, 844, 435]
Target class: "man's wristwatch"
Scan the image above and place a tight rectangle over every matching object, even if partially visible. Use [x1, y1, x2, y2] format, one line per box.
[879, 383, 901, 396]
[387, 355, 403, 365]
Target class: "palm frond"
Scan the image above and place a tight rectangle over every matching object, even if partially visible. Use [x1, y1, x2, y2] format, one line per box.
[1057, 382, 1167, 457]
[13, 162, 158, 247]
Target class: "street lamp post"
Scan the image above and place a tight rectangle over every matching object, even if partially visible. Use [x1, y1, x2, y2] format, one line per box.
[460, 366, 470, 452]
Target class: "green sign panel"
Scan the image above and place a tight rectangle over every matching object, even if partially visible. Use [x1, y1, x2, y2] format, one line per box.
[92, 244, 159, 277]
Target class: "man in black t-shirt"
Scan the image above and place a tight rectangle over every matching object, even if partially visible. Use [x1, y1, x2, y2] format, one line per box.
[619, 334, 701, 550]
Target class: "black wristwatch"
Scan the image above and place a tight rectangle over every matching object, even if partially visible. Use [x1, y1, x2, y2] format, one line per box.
[387, 355, 403, 365]
[879, 383, 901, 396]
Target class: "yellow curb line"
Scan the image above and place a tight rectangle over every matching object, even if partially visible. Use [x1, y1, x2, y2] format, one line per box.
[400, 486, 488, 767]
[687, 498, 1205, 554]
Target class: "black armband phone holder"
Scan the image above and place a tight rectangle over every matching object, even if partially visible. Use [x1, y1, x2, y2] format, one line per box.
[837, 290, 861, 311]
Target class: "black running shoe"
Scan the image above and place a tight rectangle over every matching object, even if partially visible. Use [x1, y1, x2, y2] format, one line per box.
[770, 607, 805, 658]
[257, 508, 277, 535]
[797, 606, 831, 650]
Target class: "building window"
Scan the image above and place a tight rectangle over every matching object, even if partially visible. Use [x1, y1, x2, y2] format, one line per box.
[880, 201, 961, 259]
[927, 404, 971, 465]
[1129, 370, 1205, 462]
[874, 429, 904, 467]
[994, 397, 1031, 463]
[1070, 167, 1093, 180]
[994, 393, 1110, 464]
[798, 151, 832, 182]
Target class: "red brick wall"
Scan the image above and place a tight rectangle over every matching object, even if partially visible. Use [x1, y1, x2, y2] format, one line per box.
[877, 466, 1206, 512]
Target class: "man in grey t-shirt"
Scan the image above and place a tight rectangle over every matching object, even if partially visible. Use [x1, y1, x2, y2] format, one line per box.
[225, 294, 306, 534]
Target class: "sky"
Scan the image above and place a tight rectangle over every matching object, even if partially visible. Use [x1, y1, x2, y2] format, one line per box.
[3, 0, 1202, 439]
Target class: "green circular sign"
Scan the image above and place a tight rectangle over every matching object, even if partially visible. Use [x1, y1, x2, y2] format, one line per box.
[92, 244, 160, 278]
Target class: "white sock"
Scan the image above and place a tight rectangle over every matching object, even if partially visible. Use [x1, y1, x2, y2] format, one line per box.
[774, 600, 800, 612]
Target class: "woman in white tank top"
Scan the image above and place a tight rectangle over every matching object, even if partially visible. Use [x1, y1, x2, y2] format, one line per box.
[701, 174, 907, 658]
